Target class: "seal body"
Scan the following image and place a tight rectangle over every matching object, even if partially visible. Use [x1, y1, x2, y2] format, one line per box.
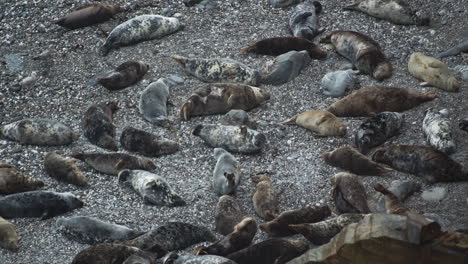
[331, 172, 370, 214]
[260, 50, 311, 85]
[70, 152, 156, 176]
[163, 253, 236, 264]
[101, 15, 181, 56]
[435, 39, 468, 58]
[408, 52, 460, 92]
[139, 78, 170, 125]
[321, 70, 357, 98]
[422, 108, 456, 154]
[171, 55, 260, 85]
[280, 110, 347, 136]
[367, 180, 420, 213]
[354, 111, 404, 154]
[52, 4, 124, 29]
[326, 86, 437, 117]
[374, 184, 409, 215]
[97, 61, 149, 91]
[0, 162, 44, 194]
[82, 101, 119, 151]
[215, 195, 244, 235]
[118, 169, 185, 207]
[192, 124, 266, 154]
[240, 37, 327, 59]
[213, 148, 241, 195]
[0, 190, 83, 219]
[372, 145, 468, 183]
[221, 110, 258, 129]
[44, 152, 88, 186]
[320, 30, 392, 81]
[0, 118, 79, 146]
[180, 83, 270, 121]
[71, 244, 153, 264]
[289, 0, 323, 41]
[120, 127, 180, 157]
[251, 174, 277, 220]
[0, 216, 19, 251]
[56, 216, 144, 245]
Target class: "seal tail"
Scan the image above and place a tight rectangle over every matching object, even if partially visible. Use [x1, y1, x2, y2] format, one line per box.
[50, 18, 64, 26]
[69, 152, 85, 161]
[240, 45, 254, 53]
[170, 55, 186, 67]
[279, 115, 297, 125]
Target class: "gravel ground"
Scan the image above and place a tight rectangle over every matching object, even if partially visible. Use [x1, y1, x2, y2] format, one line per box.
[0, 0, 467, 263]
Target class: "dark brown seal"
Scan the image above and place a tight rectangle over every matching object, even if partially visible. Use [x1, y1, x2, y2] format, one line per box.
[82, 101, 119, 151]
[331, 172, 370, 214]
[240, 37, 327, 59]
[44, 152, 88, 186]
[97, 61, 149, 91]
[120, 127, 180, 157]
[71, 243, 158, 264]
[0, 162, 44, 194]
[215, 195, 244, 235]
[52, 4, 124, 30]
[251, 174, 277, 220]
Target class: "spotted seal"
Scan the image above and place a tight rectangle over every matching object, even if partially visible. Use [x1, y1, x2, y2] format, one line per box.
[101, 15, 182, 56]
[215, 195, 244, 235]
[97, 60, 149, 91]
[331, 172, 370, 214]
[163, 253, 237, 264]
[289, 0, 323, 41]
[71, 243, 159, 264]
[44, 152, 88, 186]
[118, 169, 185, 207]
[212, 148, 241, 196]
[0, 216, 19, 251]
[367, 180, 420, 213]
[52, 3, 124, 29]
[320, 69, 357, 98]
[251, 174, 277, 221]
[0, 162, 44, 194]
[180, 83, 270, 121]
[435, 39, 468, 58]
[240, 37, 327, 59]
[280, 110, 348, 136]
[139, 78, 171, 125]
[422, 108, 456, 154]
[82, 101, 119, 151]
[0, 190, 83, 219]
[320, 30, 392, 81]
[260, 50, 311, 85]
[120, 127, 180, 157]
[326, 86, 437, 117]
[0, 118, 79, 146]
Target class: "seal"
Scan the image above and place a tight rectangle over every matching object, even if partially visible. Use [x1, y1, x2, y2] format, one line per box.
[260, 50, 311, 85]
[139, 78, 170, 125]
[82, 101, 119, 151]
[0, 118, 79, 146]
[354, 111, 404, 154]
[97, 60, 149, 91]
[195, 217, 257, 256]
[435, 39, 468, 58]
[212, 148, 241, 196]
[240, 37, 327, 59]
[192, 124, 266, 154]
[321, 69, 357, 98]
[289, 0, 323, 41]
[56, 216, 145, 245]
[225, 237, 309, 264]
[221, 110, 258, 129]
[0, 190, 83, 219]
[320, 30, 392, 81]
[180, 83, 270, 121]
[118, 169, 186, 207]
[322, 146, 393, 175]
[215, 195, 244, 235]
[0, 216, 19, 251]
[163, 253, 236, 264]
[373, 184, 409, 215]
[259, 205, 331, 237]
[70, 152, 156, 176]
[326, 86, 437, 117]
[171, 55, 260, 85]
[289, 213, 365, 245]
[251, 174, 277, 221]
[44, 152, 88, 186]
[331, 172, 370, 214]
[372, 145, 468, 183]
[0, 162, 44, 194]
[101, 15, 182, 56]
[408, 52, 460, 92]
[52, 3, 124, 29]
[280, 110, 348, 136]
[269, 0, 302, 8]
[422, 108, 456, 154]
[123, 252, 157, 264]
[120, 126, 180, 157]
[343, 0, 430, 25]
[367, 179, 420, 213]
[71, 243, 159, 264]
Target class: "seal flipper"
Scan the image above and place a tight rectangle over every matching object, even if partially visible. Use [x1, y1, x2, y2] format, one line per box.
[343, 1, 360, 11]
[291, 11, 314, 25]
[279, 115, 298, 125]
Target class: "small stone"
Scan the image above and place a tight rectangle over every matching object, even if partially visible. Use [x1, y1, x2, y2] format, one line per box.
[20, 71, 38, 88]
[173, 13, 183, 18]
[161, 7, 174, 17]
[421, 187, 448, 201]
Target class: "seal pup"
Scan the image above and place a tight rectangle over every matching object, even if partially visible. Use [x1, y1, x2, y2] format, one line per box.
[0, 118, 79, 146]
[289, 0, 323, 41]
[123, 252, 157, 264]
[354, 111, 404, 154]
[321, 69, 357, 98]
[0, 216, 19, 251]
[326, 86, 437, 117]
[270, 0, 302, 8]
[71, 243, 158, 264]
[367, 179, 420, 213]
[118, 169, 185, 207]
[0, 162, 44, 194]
[212, 148, 241, 196]
[422, 108, 456, 154]
[259, 205, 331, 237]
[97, 61, 149, 91]
[435, 39, 468, 58]
[320, 30, 392, 81]
[322, 146, 393, 175]
[52, 3, 124, 29]
[163, 253, 236, 264]
[280, 110, 347, 136]
[0, 190, 83, 219]
[215, 195, 244, 235]
[101, 15, 182, 56]
[225, 237, 309, 264]
[70, 152, 156, 176]
[195, 217, 257, 256]
[180, 83, 270, 121]
[171, 55, 260, 85]
[343, 0, 430, 26]
[44, 152, 88, 186]
[372, 145, 468, 183]
[56, 216, 145, 245]
[240, 37, 327, 59]
[120, 127, 180, 157]
[139, 78, 170, 125]
[260, 50, 311, 85]
[408, 52, 460, 92]
[192, 124, 266, 154]
[331, 172, 370, 214]
[251, 174, 277, 220]
[82, 101, 119, 151]
[289, 213, 365, 245]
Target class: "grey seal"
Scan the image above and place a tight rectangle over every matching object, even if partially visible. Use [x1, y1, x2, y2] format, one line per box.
[52, 3, 124, 29]
[289, 0, 323, 40]
[212, 148, 241, 195]
[215, 195, 244, 235]
[82, 101, 119, 151]
[44, 152, 88, 186]
[260, 50, 311, 85]
[0, 162, 44, 194]
[139, 78, 170, 125]
[120, 126, 180, 157]
[320, 69, 357, 98]
[331, 172, 370, 214]
[163, 253, 236, 264]
[422, 108, 456, 154]
[97, 60, 149, 91]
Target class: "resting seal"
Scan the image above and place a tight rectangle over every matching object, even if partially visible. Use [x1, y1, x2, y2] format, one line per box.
[139, 78, 171, 125]
[367, 180, 420, 213]
[163, 253, 236, 264]
[120, 127, 180, 157]
[251, 174, 277, 220]
[331, 172, 370, 214]
[280, 110, 347, 136]
[52, 3, 124, 29]
[422, 108, 456, 154]
[44, 152, 88, 186]
[212, 148, 241, 196]
[241, 37, 327, 59]
[97, 60, 149, 91]
[215, 195, 244, 235]
[0, 216, 19, 251]
[260, 50, 311, 85]
[0, 162, 44, 194]
[82, 101, 119, 151]
[71, 244, 159, 264]
[289, 0, 323, 41]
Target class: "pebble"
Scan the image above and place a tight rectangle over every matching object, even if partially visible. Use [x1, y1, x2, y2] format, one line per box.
[421, 187, 448, 201]
[3, 53, 23, 72]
